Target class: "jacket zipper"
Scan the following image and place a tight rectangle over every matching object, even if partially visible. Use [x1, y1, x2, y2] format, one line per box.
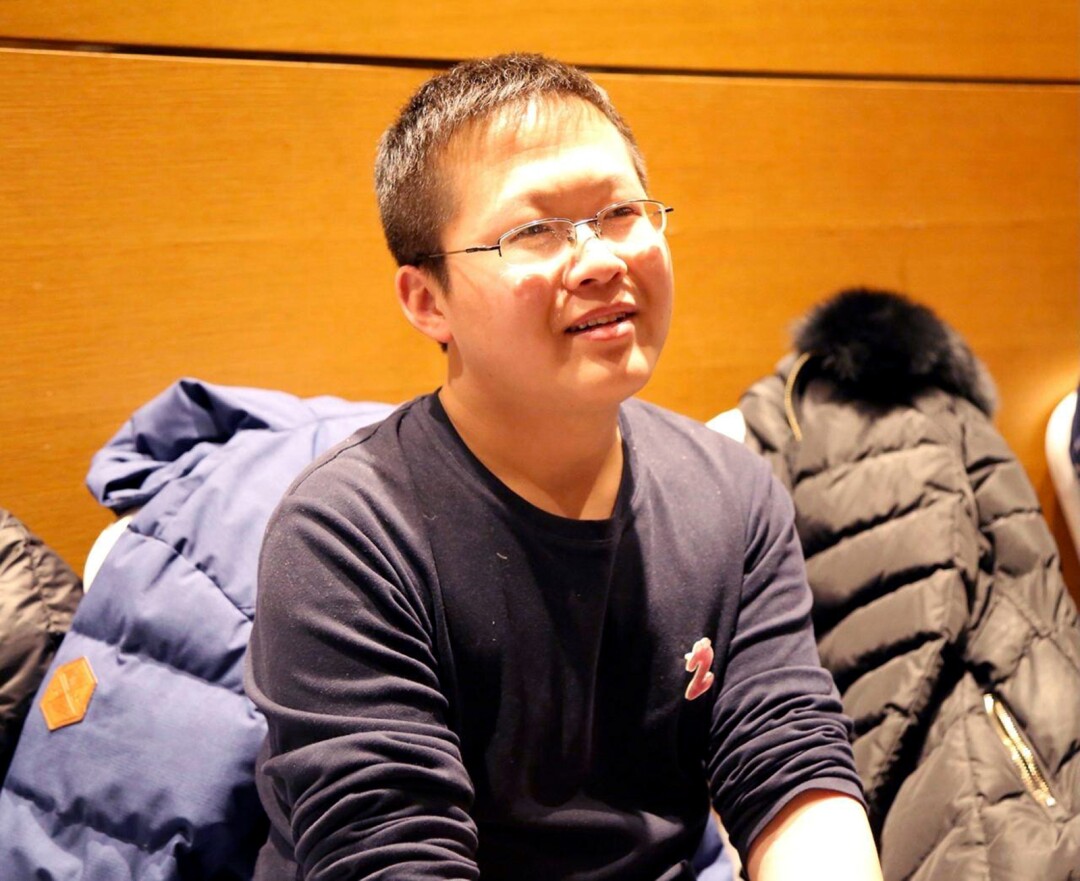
[983, 692, 1058, 809]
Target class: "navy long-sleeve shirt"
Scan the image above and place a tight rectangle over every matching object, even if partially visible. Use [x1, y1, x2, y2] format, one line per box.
[245, 394, 864, 880]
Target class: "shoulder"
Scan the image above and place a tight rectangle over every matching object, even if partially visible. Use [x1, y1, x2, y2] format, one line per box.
[262, 396, 440, 580]
[256, 397, 445, 631]
[626, 401, 794, 557]
[621, 398, 776, 497]
[620, 399, 794, 564]
[282, 396, 428, 510]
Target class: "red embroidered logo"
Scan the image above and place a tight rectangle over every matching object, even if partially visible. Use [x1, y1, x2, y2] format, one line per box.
[683, 638, 715, 701]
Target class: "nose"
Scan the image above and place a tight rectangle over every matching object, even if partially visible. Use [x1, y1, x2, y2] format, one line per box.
[564, 222, 626, 288]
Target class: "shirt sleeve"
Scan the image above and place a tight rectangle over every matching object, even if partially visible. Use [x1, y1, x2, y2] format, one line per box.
[706, 465, 866, 860]
[244, 468, 479, 880]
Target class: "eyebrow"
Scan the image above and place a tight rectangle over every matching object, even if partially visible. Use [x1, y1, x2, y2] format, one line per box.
[497, 180, 645, 225]
[515, 175, 631, 205]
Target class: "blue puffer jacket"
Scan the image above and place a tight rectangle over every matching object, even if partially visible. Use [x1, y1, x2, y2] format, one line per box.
[0, 379, 394, 880]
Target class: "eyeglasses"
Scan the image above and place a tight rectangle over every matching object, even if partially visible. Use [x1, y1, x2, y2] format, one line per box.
[421, 199, 673, 267]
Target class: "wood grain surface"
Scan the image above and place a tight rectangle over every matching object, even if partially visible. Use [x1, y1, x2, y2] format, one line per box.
[1, 0, 1077, 80]
[1, 48, 1077, 593]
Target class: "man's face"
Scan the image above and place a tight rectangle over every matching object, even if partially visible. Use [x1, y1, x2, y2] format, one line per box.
[430, 98, 674, 416]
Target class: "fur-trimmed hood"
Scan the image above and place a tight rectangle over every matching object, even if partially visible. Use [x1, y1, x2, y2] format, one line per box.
[791, 288, 997, 416]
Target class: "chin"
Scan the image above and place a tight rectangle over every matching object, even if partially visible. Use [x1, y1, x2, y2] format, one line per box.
[624, 344, 661, 387]
[578, 354, 657, 405]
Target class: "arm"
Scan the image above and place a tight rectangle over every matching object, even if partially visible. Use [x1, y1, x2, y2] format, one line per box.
[245, 470, 478, 880]
[746, 791, 882, 881]
[706, 463, 869, 864]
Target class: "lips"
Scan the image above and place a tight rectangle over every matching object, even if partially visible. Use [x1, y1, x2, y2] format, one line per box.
[565, 309, 635, 334]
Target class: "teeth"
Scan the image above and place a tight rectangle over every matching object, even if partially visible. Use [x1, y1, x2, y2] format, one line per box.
[569, 312, 630, 333]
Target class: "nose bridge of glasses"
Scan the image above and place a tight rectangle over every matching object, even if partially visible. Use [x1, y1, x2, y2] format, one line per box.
[571, 215, 603, 245]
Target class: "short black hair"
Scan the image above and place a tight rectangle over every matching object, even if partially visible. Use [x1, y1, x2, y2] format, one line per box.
[375, 53, 648, 290]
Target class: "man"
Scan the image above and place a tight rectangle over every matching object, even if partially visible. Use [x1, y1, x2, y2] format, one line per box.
[246, 54, 882, 881]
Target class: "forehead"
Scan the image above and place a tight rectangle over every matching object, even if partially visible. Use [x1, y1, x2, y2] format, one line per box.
[439, 97, 641, 210]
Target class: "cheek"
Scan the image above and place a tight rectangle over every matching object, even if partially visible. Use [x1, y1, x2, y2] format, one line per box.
[511, 271, 548, 292]
[454, 267, 562, 344]
[635, 238, 673, 277]
[631, 241, 675, 311]
[451, 263, 547, 318]
[506, 267, 563, 318]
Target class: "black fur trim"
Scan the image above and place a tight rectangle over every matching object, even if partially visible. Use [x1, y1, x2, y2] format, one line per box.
[793, 288, 997, 415]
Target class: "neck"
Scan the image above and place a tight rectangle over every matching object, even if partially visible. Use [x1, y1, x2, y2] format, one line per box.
[438, 385, 625, 520]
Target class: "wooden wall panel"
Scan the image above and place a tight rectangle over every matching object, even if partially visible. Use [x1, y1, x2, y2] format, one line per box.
[1, 48, 1077, 590]
[610, 74, 1080, 586]
[1, 50, 434, 567]
[1, 0, 1077, 81]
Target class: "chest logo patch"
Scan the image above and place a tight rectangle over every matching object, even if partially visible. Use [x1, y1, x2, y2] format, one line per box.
[40, 656, 97, 731]
[683, 638, 715, 701]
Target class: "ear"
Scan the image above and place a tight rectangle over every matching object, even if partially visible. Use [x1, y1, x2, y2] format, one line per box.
[396, 264, 453, 345]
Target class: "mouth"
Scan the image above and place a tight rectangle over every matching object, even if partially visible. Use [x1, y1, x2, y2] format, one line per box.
[565, 311, 635, 334]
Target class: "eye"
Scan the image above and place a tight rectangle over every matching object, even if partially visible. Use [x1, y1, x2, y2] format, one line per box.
[508, 220, 565, 241]
[600, 202, 650, 240]
[501, 220, 573, 262]
[606, 202, 642, 219]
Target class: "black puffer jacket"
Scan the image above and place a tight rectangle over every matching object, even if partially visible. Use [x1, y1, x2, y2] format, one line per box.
[0, 509, 82, 783]
[739, 289, 1080, 881]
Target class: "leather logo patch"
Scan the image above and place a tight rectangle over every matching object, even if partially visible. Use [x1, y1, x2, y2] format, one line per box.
[683, 638, 715, 701]
[40, 657, 97, 731]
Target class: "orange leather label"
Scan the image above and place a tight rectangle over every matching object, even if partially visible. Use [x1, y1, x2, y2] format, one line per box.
[40, 657, 97, 731]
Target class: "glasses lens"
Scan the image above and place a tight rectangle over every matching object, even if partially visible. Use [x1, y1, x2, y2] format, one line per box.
[598, 201, 666, 244]
[501, 220, 575, 265]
